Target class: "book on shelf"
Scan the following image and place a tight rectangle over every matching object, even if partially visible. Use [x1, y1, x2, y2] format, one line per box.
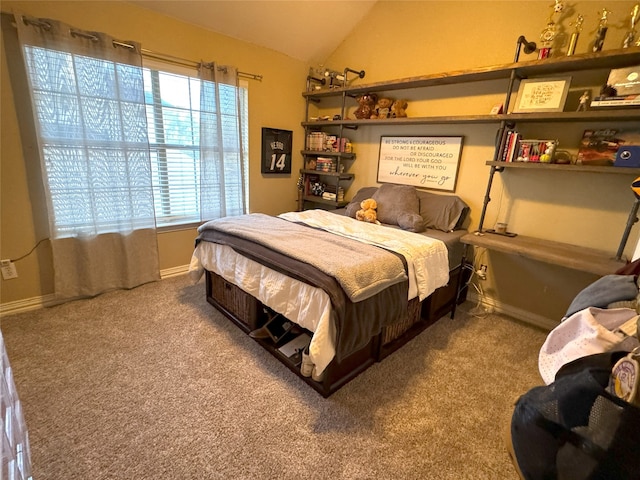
[498, 130, 511, 161]
[500, 130, 520, 162]
[606, 66, 640, 96]
[322, 185, 344, 202]
[576, 129, 621, 166]
[590, 94, 640, 107]
[577, 129, 640, 166]
[315, 157, 336, 172]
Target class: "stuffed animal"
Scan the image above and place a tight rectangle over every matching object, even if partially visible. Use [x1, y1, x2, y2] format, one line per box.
[370, 97, 394, 119]
[391, 99, 408, 118]
[353, 93, 377, 119]
[355, 198, 379, 224]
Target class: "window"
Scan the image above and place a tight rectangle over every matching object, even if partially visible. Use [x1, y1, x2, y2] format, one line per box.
[143, 65, 249, 228]
[21, 44, 248, 236]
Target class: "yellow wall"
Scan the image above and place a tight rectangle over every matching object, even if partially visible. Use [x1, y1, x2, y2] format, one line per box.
[1, 1, 306, 304]
[323, 0, 640, 325]
[2, 0, 639, 326]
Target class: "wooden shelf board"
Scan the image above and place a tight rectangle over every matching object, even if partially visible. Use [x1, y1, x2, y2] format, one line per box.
[301, 150, 355, 159]
[461, 232, 626, 276]
[486, 161, 640, 175]
[302, 195, 349, 207]
[300, 169, 353, 179]
[303, 115, 503, 127]
[499, 110, 640, 123]
[302, 48, 640, 98]
[302, 109, 640, 128]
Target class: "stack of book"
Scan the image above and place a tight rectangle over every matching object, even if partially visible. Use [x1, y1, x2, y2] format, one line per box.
[590, 95, 640, 107]
[306, 132, 326, 151]
[322, 185, 344, 202]
[315, 157, 336, 172]
[499, 130, 520, 162]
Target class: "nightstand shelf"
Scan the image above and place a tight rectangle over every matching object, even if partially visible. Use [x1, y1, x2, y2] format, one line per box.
[461, 232, 626, 276]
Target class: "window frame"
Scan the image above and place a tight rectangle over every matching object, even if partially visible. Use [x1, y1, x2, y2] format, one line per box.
[142, 59, 249, 232]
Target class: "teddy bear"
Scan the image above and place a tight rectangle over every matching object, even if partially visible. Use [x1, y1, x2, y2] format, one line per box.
[370, 97, 394, 119]
[355, 198, 379, 224]
[391, 99, 408, 118]
[353, 93, 378, 119]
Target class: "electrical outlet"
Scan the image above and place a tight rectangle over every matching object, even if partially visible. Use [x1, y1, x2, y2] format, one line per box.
[1, 260, 18, 280]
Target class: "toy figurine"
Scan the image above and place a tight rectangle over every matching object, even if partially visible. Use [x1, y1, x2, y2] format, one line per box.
[592, 8, 611, 52]
[622, 3, 640, 48]
[577, 90, 590, 111]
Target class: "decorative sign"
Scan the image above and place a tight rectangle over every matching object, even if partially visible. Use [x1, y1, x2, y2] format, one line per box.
[377, 136, 463, 192]
[261, 127, 292, 174]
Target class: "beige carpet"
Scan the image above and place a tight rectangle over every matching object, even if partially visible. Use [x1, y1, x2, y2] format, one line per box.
[1, 275, 548, 479]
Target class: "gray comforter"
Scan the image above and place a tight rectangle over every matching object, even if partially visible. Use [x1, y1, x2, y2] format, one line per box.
[200, 213, 407, 302]
[196, 214, 410, 361]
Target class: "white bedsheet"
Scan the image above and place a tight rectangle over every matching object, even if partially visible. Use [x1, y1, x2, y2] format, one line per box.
[189, 242, 337, 374]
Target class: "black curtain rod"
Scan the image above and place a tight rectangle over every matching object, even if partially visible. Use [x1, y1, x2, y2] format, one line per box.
[18, 16, 263, 81]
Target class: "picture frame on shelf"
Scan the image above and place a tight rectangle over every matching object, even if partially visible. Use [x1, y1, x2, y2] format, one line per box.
[261, 127, 292, 174]
[512, 76, 572, 113]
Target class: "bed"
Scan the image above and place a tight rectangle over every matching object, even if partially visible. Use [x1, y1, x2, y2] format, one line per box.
[189, 184, 470, 397]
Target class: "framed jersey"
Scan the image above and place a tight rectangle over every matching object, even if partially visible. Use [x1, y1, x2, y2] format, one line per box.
[261, 127, 292, 174]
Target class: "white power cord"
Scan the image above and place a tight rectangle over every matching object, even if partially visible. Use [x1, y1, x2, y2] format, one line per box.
[466, 248, 493, 318]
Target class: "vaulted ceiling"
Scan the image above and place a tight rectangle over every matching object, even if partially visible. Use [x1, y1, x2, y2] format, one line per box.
[129, 1, 378, 64]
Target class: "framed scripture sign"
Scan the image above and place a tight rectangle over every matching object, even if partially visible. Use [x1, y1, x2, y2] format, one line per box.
[261, 127, 292, 174]
[513, 76, 571, 113]
[377, 136, 463, 192]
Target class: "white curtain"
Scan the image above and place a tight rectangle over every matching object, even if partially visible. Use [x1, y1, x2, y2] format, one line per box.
[15, 15, 160, 301]
[198, 62, 247, 220]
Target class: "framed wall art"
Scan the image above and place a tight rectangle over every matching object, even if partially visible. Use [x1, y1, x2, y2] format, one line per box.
[261, 127, 292, 174]
[377, 136, 463, 192]
[513, 76, 572, 113]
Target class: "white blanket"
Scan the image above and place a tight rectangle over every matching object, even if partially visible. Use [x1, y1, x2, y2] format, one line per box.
[190, 243, 337, 374]
[279, 210, 449, 301]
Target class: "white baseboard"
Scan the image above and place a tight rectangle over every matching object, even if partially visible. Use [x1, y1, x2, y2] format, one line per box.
[0, 294, 57, 317]
[0, 268, 560, 327]
[1, 265, 190, 316]
[160, 264, 190, 279]
[467, 291, 557, 331]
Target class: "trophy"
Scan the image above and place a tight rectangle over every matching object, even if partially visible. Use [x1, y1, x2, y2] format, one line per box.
[592, 8, 611, 52]
[566, 14, 584, 56]
[539, 0, 565, 58]
[622, 3, 640, 48]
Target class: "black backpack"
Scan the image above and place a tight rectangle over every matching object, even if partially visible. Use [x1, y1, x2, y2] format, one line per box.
[510, 351, 640, 480]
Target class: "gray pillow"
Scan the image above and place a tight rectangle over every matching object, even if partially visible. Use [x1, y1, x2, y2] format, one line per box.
[345, 186, 379, 218]
[372, 184, 424, 232]
[397, 212, 425, 232]
[417, 190, 469, 232]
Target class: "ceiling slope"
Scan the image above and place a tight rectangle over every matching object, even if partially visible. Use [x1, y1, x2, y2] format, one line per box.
[129, 0, 377, 64]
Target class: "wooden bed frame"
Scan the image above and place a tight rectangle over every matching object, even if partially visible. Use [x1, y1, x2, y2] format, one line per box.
[204, 263, 469, 397]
